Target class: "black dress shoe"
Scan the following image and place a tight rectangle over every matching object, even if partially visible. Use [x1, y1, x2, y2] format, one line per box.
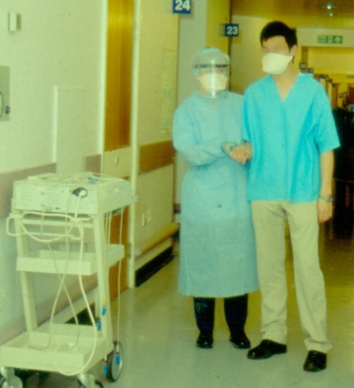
[247, 339, 287, 359]
[229, 332, 251, 349]
[303, 350, 327, 372]
[196, 331, 213, 349]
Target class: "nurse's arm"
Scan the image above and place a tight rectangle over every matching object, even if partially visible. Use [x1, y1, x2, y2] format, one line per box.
[174, 141, 225, 166]
[229, 142, 253, 164]
[173, 110, 225, 166]
[317, 150, 334, 223]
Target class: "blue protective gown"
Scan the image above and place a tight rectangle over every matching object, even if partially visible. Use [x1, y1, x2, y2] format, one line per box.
[173, 92, 259, 297]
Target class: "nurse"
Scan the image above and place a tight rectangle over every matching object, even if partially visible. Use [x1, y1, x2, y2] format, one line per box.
[172, 48, 258, 349]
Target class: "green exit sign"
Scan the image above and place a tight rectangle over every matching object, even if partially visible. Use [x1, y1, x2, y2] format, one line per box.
[318, 35, 343, 44]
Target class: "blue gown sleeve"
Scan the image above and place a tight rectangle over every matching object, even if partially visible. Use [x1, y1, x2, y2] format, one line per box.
[172, 104, 225, 166]
[313, 86, 340, 153]
[242, 90, 252, 143]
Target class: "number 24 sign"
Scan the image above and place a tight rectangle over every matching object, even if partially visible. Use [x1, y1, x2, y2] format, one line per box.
[172, 0, 192, 14]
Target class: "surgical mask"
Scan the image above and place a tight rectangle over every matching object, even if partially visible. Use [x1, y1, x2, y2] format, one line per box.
[198, 73, 228, 96]
[262, 53, 292, 75]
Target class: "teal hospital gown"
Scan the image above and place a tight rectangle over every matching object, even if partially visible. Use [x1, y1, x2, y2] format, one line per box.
[173, 91, 259, 297]
[243, 74, 340, 202]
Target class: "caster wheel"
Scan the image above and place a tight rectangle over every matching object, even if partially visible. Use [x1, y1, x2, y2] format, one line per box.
[106, 341, 123, 382]
[0, 376, 23, 388]
[14, 369, 33, 383]
[78, 379, 103, 388]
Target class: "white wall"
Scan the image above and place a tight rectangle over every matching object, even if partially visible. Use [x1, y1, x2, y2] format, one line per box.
[0, 1, 106, 173]
[230, 15, 269, 94]
[0, 0, 107, 344]
[135, 0, 179, 145]
[130, 0, 179, 276]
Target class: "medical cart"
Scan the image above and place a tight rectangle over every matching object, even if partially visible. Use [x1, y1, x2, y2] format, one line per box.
[0, 172, 136, 388]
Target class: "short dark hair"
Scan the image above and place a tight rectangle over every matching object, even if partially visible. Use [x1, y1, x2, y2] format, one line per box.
[260, 21, 297, 49]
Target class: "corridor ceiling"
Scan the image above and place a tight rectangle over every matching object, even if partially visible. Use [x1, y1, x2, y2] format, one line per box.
[231, 0, 354, 18]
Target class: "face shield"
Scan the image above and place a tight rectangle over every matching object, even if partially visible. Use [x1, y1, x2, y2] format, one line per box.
[193, 48, 230, 98]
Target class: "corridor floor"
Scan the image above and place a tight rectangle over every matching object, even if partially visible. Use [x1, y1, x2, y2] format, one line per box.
[24, 227, 354, 387]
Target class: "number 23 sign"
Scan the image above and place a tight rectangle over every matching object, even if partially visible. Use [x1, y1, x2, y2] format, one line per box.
[224, 24, 239, 37]
[172, 0, 192, 14]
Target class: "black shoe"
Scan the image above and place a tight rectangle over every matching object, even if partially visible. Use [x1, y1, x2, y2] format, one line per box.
[247, 339, 287, 359]
[229, 332, 251, 349]
[303, 350, 327, 372]
[196, 331, 213, 349]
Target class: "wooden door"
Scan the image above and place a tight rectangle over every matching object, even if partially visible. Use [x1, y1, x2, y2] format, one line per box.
[105, 0, 134, 298]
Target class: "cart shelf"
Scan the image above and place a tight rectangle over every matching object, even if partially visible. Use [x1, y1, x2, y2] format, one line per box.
[0, 323, 106, 374]
[16, 244, 124, 275]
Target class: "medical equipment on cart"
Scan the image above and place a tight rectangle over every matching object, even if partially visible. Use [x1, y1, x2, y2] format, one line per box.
[0, 172, 136, 388]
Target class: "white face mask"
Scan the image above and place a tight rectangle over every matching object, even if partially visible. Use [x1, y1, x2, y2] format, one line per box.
[198, 73, 228, 96]
[262, 52, 292, 75]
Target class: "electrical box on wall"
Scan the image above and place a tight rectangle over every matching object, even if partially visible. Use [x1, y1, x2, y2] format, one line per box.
[0, 66, 10, 122]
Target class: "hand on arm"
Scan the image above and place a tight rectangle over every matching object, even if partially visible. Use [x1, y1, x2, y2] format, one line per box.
[229, 142, 253, 164]
[317, 150, 334, 223]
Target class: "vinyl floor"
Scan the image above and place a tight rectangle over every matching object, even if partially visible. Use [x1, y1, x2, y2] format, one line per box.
[18, 226, 354, 387]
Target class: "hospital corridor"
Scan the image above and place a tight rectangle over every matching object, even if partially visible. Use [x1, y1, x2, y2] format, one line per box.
[2, 1, 354, 388]
[20, 227, 354, 388]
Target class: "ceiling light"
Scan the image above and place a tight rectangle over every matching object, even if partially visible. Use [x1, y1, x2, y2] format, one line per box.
[323, 3, 337, 16]
[323, 3, 336, 10]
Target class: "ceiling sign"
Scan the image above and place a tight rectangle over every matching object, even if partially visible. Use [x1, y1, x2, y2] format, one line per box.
[317, 35, 343, 44]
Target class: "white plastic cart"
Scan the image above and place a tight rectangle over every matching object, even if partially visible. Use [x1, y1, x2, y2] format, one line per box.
[0, 173, 136, 388]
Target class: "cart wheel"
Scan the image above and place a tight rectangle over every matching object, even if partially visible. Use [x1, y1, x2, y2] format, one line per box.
[0, 376, 23, 388]
[14, 369, 33, 383]
[77, 380, 103, 388]
[106, 341, 123, 382]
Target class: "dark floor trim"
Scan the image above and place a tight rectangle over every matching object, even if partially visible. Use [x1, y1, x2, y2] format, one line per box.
[135, 247, 174, 287]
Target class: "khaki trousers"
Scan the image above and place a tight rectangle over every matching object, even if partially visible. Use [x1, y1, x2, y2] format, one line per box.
[251, 201, 332, 353]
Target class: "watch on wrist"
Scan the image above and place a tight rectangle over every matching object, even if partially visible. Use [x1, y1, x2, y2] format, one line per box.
[319, 195, 333, 202]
